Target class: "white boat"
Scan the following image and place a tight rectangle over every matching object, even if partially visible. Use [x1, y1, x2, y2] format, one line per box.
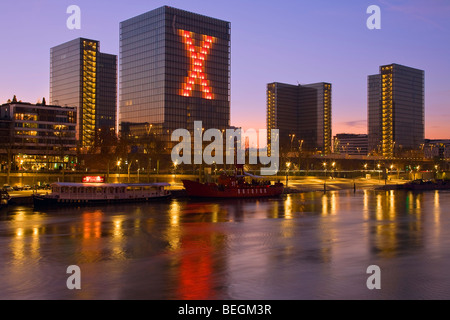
[33, 182, 171, 207]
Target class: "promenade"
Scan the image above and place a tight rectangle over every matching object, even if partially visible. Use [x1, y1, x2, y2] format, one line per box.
[4, 176, 409, 205]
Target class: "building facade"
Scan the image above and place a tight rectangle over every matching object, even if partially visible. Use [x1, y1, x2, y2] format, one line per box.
[334, 134, 368, 156]
[50, 38, 117, 148]
[119, 6, 231, 149]
[424, 139, 450, 160]
[368, 63, 424, 157]
[0, 101, 77, 170]
[267, 82, 332, 155]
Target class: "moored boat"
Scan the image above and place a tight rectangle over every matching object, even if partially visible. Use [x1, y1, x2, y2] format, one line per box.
[182, 166, 284, 198]
[0, 190, 11, 208]
[33, 182, 171, 207]
[377, 179, 450, 191]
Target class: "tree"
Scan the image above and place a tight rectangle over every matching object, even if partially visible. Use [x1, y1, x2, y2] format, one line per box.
[0, 121, 15, 184]
[138, 127, 165, 178]
[95, 127, 118, 182]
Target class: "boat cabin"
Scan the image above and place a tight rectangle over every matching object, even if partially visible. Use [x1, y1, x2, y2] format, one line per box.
[49, 182, 170, 200]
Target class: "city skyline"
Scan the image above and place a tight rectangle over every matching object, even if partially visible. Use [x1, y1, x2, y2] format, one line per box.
[1, 0, 449, 139]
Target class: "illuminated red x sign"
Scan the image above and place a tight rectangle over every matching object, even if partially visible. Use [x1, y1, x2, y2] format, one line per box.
[179, 29, 214, 100]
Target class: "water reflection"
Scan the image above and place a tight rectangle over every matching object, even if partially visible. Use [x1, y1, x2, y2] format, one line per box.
[368, 190, 424, 258]
[0, 190, 450, 299]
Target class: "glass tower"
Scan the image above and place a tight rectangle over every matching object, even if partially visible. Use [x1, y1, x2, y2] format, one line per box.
[267, 82, 332, 155]
[368, 63, 424, 157]
[119, 6, 231, 147]
[50, 38, 117, 148]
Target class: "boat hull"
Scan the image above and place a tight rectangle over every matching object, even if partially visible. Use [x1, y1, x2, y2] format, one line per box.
[182, 180, 284, 198]
[33, 194, 171, 208]
[377, 180, 450, 191]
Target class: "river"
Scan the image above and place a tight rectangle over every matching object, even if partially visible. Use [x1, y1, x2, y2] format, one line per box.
[1, 189, 449, 300]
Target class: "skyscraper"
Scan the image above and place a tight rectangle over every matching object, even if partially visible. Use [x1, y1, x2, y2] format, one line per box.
[267, 82, 332, 155]
[119, 6, 231, 147]
[50, 38, 117, 148]
[368, 63, 424, 157]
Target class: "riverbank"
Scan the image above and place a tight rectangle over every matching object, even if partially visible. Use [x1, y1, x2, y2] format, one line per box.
[5, 177, 408, 205]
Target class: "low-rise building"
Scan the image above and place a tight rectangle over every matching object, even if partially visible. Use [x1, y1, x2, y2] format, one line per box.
[424, 139, 450, 160]
[0, 100, 77, 171]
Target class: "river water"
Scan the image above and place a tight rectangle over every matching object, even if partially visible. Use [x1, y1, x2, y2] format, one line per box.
[1, 189, 450, 300]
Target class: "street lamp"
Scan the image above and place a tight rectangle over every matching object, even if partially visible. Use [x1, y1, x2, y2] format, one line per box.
[173, 160, 179, 178]
[285, 162, 291, 187]
[289, 134, 295, 153]
[332, 161, 335, 179]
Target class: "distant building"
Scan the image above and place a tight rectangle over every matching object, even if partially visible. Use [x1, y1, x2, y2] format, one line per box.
[119, 6, 231, 150]
[424, 139, 450, 159]
[267, 82, 332, 155]
[334, 134, 368, 156]
[0, 100, 77, 170]
[368, 63, 424, 157]
[50, 38, 117, 148]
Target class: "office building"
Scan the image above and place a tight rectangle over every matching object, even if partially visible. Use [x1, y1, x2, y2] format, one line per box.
[368, 63, 424, 157]
[267, 82, 332, 155]
[0, 100, 77, 170]
[50, 38, 117, 148]
[119, 6, 231, 149]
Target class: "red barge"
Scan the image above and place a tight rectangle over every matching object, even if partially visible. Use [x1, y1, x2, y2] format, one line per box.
[182, 166, 284, 198]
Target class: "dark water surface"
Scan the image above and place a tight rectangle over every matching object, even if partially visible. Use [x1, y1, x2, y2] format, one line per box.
[1, 189, 450, 300]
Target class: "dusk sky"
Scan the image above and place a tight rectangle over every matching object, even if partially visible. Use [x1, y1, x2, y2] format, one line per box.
[1, 0, 449, 139]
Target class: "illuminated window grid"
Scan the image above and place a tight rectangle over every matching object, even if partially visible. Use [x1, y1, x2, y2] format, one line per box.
[267, 84, 276, 156]
[381, 66, 393, 157]
[323, 84, 331, 155]
[179, 29, 215, 100]
[82, 41, 97, 147]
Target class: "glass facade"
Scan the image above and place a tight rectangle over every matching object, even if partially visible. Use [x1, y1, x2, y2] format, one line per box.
[368, 64, 424, 157]
[267, 82, 332, 155]
[119, 6, 230, 147]
[97, 53, 118, 131]
[50, 38, 117, 148]
[368, 74, 381, 154]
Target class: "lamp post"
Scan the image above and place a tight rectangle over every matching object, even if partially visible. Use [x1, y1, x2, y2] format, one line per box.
[285, 162, 291, 187]
[332, 161, 335, 179]
[117, 160, 121, 182]
[298, 139, 304, 175]
[289, 134, 295, 153]
[323, 162, 327, 192]
[173, 160, 179, 179]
